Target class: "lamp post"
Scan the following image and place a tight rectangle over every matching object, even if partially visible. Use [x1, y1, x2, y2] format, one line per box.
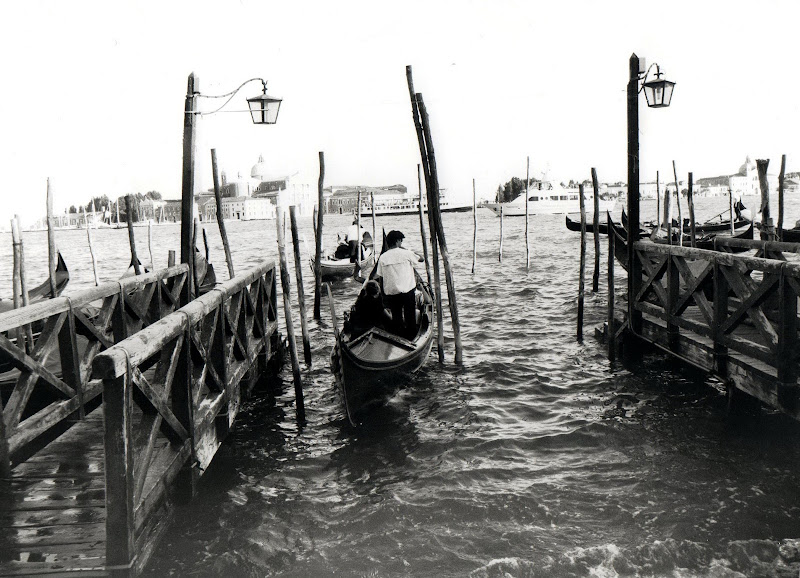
[627, 54, 675, 335]
[180, 73, 281, 302]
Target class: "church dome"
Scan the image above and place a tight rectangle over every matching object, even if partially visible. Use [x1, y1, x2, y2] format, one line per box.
[737, 155, 754, 176]
[251, 154, 267, 180]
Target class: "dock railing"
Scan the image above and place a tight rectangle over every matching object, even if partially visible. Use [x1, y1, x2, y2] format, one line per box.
[0, 264, 189, 474]
[91, 259, 278, 575]
[630, 238, 799, 412]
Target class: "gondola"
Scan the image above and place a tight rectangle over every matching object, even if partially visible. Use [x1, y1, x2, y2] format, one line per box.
[330, 272, 434, 426]
[565, 215, 619, 234]
[609, 217, 754, 272]
[621, 208, 750, 234]
[311, 232, 375, 281]
[0, 252, 69, 314]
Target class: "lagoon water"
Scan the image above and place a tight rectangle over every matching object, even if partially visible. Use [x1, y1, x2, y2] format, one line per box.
[4, 195, 800, 577]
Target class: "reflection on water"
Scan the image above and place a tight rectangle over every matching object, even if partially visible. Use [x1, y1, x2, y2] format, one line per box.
[6, 200, 800, 577]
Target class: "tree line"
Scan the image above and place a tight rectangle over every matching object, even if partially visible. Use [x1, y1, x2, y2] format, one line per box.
[67, 191, 163, 222]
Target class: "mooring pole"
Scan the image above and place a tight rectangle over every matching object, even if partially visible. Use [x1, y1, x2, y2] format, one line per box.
[289, 206, 312, 365]
[672, 160, 683, 247]
[211, 149, 235, 279]
[757, 158, 773, 241]
[778, 154, 786, 242]
[728, 180, 735, 236]
[525, 156, 530, 268]
[356, 189, 363, 262]
[627, 54, 643, 334]
[607, 212, 615, 361]
[45, 178, 58, 297]
[417, 165, 433, 290]
[591, 168, 600, 292]
[125, 195, 141, 275]
[87, 223, 99, 286]
[499, 205, 504, 262]
[276, 206, 305, 422]
[687, 172, 696, 248]
[180, 73, 199, 303]
[472, 178, 477, 274]
[578, 183, 586, 341]
[370, 191, 377, 255]
[313, 152, 325, 320]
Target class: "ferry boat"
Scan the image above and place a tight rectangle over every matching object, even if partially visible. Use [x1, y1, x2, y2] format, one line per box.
[360, 196, 472, 217]
[485, 181, 616, 216]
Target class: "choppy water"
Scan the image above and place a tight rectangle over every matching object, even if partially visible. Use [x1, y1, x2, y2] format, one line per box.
[4, 195, 800, 577]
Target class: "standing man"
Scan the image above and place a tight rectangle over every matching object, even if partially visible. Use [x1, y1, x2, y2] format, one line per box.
[345, 219, 367, 263]
[373, 230, 423, 338]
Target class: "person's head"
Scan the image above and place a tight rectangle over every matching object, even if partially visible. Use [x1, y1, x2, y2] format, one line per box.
[364, 280, 381, 297]
[386, 230, 404, 248]
[352, 218, 358, 225]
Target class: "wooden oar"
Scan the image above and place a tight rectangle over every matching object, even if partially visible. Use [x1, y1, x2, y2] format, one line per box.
[326, 282, 339, 342]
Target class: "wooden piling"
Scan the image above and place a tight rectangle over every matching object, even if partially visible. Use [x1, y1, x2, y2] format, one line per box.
[756, 158, 772, 240]
[11, 218, 27, 353]
[12, 216, 34, 351]
[417, 164, 434, 290]
[211, 149, 236, 279]
[778, 154, 786, 242]
[289, 206, 312, 365]
[416, 94, 463, 365]
[472, 178, 477, 274]
[687, 172, 696, 248]
[499, 205, 504, 262]
[276, 206, 305, 421]
[45, 178, 58, 297]
[729, 180, 735, 236]
[168, 250, 176, 267]
[87, 221, 100, 286]
[192, 219, 201, 292]
[525, 156, 530, 268]
[356, 189, 363, 261]
[672, 161, 683, 247]
[662, 172, 671, 239]
[607, 212, 615, 361]
[125, 195, 141, 275]
[370, 191, 377, 255]
[591, 168, 600, 292]
[417, 164, 442, 362]
[148, 219, 155, 271]
[577, 184, 586, 341]
[655, 171, 660, 235]
[313, 152, 325, 320]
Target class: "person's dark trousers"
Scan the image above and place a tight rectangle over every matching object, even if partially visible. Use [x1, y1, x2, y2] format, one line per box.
[348, 240, 359, 262]
[385, 290, 416, 338]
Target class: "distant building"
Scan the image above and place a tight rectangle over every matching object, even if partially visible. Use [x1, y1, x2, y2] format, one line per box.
[325, 185, 408, 214]
[695, 156, 780, 197]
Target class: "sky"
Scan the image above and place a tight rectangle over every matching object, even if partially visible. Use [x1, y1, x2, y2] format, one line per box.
[2, 0, 799, 225]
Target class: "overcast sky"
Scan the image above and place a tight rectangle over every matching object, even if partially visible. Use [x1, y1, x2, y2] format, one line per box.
[2, 0, 798, 224]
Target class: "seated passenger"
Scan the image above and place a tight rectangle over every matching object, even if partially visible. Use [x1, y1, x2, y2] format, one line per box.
[347, 280, 392, 338]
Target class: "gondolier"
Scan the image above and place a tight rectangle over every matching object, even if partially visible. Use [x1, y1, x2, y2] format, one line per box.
[373, 230, 423, 338]
[345, 219, 368, 263]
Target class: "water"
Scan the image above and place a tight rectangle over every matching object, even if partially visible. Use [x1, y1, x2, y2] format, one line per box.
[5, 196, 800, 577]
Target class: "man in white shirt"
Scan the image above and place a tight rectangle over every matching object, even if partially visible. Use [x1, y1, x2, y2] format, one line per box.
[345, 219, 367, 262]
[374, 230, 423, 338]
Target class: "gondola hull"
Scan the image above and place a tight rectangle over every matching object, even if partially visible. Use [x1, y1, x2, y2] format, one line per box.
[331, 280, 433, 425]
[311, 250, 375, 281]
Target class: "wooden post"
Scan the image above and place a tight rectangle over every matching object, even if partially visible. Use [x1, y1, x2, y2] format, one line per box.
[687, 172, 696, 248]
[406, 68, 446, 364]
[313, 152, 324, 320]
[662, 172, 671, 237]
[627, 54, 643, 334]
[276, 206, 305, 422]
[356, 189, 363, 261]
[499, 205, 504, 262]
[591, 168, 600, 292]
[211, 149, 235, 279]
[525, 156, 530, 268]
[370, 191, 377, 256]
[607, 212, 615, 361]
[712, 258, 729, 378]
[202, 227, 210, 263]
[728, 180, 735, 236]
[289, 206, 312, 365]
[777, 267, 798, 409]
[168, 250, 176, 267]
[655, 171, 660, 234]
[757, 158, 772, 240]
[11, 218, 28, 353]
[778, 154, 786, 242]
[116, 200, 120, 226]
[418, 164, 442, 362]
[416, 93, 463, 365]
[45, 177, 58, 297]
[577, 183, 586, 341]
[672, 160, 683, 247]
[103, 373, 136, 577]
[125, 195, 141, 275]
[180, 73, 199, 303]
[87, 222, 100, 285]
[472, 178, 477, 274]
[148, 219, 155, 271]
[417, 164, 433, 290]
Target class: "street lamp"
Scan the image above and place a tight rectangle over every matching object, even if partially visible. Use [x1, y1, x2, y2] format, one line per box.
[181, 73, 280, 301]
[627, 54, 675, 335]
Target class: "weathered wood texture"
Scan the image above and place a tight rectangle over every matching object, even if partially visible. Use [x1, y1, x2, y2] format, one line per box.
[628, 239, 800, 416]
[0, 265, 190, 472]
[91, 260, 279, 576]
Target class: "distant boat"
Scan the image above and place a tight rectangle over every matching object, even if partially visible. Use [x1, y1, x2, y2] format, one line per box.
[360, 197, 472, 217]
[486, 181, 616, 216]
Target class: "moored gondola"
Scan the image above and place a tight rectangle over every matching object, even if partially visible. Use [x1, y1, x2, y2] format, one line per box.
[0, 252, 69, 314]
[330, 272, 434, 426]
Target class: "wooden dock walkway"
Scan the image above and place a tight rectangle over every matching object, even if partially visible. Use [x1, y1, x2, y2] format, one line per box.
[0, 260, 281, 576]
[608, 236, 800, 417]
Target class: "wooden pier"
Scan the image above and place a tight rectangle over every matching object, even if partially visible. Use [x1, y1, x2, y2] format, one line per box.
[0, 260, 280, 576]
[609, 236, 800, 417]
